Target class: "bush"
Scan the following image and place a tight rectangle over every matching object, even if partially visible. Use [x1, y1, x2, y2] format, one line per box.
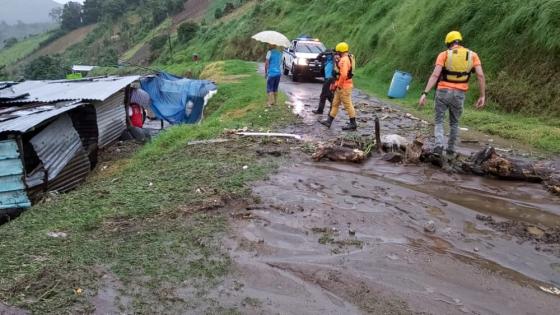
[214, 8, 223, 19]
[150, 34, 169, 51]
[24, 55, 68, 80]
[3, 37, 18, 49]
[223, 2, 235, 15]
[177, 22, 199, 43]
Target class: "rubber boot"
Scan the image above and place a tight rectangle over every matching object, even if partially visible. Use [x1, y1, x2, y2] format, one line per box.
[342, 118, 357, 131]
[312, 99, 326, 114]
[319, 115, 334, 128]
[273, 92, 278, 106]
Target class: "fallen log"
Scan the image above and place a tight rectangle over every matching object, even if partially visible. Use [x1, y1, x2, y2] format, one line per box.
[312, 145, 365, 163]
[417, 146, 560, 195]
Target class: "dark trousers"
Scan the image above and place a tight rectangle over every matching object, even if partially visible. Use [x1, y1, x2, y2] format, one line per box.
[317, 77, 334, 113]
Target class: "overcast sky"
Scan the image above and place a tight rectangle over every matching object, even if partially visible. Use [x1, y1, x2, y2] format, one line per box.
[53, 0, 84, 3]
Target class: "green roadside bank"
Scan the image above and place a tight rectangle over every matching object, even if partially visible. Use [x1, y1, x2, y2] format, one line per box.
[354, 72, 560, 154]
[0, 60, 294, 314]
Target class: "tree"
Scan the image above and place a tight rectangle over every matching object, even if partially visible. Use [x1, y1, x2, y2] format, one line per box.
[177, 22, 199, 43]
[24, 55, 68, 80]
[3, 37, 18, 49]
[82, 0, 101, 24]
[223, 2, 235, 15]
[61, 2, 83, 31]
[49, 7, 63, 23]
[101, 0, 127, 19]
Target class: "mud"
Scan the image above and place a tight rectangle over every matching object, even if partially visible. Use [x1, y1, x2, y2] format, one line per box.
[0, 303, 29, 315]
[222, 71, 560, 314]
[476, 215, 560, 256]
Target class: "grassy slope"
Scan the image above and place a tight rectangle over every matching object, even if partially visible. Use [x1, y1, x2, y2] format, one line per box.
[0, 33, 50, 67]
[0, 60, 293, 313]
[161, 0, 560, 153]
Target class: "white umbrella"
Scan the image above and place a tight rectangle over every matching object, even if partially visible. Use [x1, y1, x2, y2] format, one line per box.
[251, 31, 291, 47]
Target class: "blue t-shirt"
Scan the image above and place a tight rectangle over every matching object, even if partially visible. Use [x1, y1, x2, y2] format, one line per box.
[324, 54, 334, 79]
[266, 49, 282, 77]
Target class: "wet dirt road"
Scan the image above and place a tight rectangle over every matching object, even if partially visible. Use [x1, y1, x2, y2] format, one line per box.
[222, 73, 560, 314]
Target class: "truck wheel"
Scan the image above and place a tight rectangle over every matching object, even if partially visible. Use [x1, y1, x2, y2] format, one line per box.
[291, 64, 299, 82]
[283, 62, 289, 76]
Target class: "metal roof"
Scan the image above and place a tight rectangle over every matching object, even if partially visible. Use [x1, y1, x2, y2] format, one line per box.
[0, 101, 84, 134]
[30, 114, 83, 181]
[72, 65, 96, 72]
[0, 76, 140, 103]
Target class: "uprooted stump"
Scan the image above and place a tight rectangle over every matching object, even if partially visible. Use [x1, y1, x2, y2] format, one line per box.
[312, 145, 365, 163]
[419, 146, 560, 195]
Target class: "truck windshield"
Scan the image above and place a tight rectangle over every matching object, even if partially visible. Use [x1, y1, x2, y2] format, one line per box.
[295, 42, 325, 53]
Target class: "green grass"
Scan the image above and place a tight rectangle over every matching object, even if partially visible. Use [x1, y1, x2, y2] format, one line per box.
[353, 71, 560, 154]
[157, 0, 560, 153]
[0, 60, 294, 314]
[0, 33, 50, 67]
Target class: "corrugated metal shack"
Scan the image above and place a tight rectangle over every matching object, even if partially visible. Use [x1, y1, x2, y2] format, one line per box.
[0, 76, 139, 214]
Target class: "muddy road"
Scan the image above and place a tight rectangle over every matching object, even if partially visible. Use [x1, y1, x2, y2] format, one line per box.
[223, 73, 560, 314]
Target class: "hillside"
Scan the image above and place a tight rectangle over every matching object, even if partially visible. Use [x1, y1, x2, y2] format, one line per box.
[162, 0, 560, 117]
[0, 0, 61, 25]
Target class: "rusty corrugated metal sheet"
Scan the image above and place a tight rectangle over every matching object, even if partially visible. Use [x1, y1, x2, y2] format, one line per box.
[0, 101, 84, 134]
[47, 148, 90, 193]
[95, 91, 127, 148]
[0, 139, 31, 211]
[0, 76, 139, 103]
[30, 114, 83, 181]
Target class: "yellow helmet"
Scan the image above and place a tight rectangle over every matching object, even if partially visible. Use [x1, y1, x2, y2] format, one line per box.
[335, 42, 349, 53]
[445, 31, 463, 45]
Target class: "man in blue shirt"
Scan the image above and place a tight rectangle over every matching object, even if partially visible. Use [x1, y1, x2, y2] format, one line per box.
[265, 45, 283, 106]
[312, 49, 335, 114]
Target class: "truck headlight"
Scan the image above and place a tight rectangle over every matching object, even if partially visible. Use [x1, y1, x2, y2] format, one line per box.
[296, 58, 308, 65]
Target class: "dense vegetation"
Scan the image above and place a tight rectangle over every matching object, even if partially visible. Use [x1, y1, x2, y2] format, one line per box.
[170, 0, 560, 118]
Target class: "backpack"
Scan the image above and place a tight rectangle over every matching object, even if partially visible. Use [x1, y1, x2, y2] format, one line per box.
[441, 47, 474, 83]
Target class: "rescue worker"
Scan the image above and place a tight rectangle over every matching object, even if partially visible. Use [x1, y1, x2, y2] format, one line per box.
[419, 31, 486, 159]
[320, 42, 357, 131]
[312, 49, 335, 114]
[264, 44, 283, 106]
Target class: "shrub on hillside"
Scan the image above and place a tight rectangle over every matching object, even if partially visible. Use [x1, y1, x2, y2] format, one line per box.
[223, 2, 235, 15]
[214, 8, 223, 19]
[177, 22, 199, 43]
[24, 55, 68, 80]
[3, 38, 18, 49]
[150, 35, 169, 51]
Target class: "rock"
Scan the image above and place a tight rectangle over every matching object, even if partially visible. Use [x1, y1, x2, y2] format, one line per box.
[474, 247, 480, 252]
[47, 232, 68, 238]
[424, 221, 436, 233]
[382, 152, 403, 163]
[527, 226, 545, 239]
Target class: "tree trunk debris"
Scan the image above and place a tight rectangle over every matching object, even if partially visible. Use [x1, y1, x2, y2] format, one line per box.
[312, 145, 365, 163]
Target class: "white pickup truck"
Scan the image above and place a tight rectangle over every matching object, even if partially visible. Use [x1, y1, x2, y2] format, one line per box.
[282, 37, 326, 82]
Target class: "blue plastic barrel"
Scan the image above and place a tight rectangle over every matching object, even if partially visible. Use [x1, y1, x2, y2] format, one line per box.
[387, 70, 412, 99]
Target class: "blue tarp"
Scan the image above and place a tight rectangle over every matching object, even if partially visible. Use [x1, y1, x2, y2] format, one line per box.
[140, 72, 217, 125]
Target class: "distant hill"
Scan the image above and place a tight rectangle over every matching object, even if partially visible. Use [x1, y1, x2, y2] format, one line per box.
[0, 0, 61, 25]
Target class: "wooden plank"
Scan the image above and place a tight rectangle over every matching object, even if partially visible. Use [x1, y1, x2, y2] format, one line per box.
[0, 139, 20, 160]
[0, 175, 26, 192]
[0, 191, 31, 209]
